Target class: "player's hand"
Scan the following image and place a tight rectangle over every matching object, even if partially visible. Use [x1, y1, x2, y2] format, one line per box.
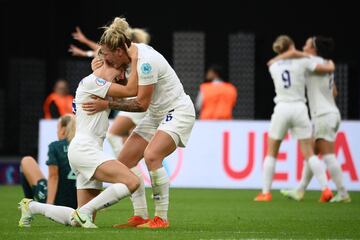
[82, 96, 109, 115]
[68, 44, 88, 57]
[91, 57, 104, 71]
[72, 26, 88, 44]
[126, 43, 138, 61]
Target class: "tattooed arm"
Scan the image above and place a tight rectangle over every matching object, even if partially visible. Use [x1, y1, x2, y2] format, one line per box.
[82, 84, 154, 114]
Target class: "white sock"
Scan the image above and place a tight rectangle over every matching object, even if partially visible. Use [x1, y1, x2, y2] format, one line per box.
[149, 167, 169, 220]
[296, 160, 313, 193]
[262, 156, 276, 194]
[130, 167, 148, 219]
[308, 155, 328, 190]
[79, 183, 130, 216]
[323, 154, 348, 196]
[107, 132, 123, 157]
[29, 201, 74, 225]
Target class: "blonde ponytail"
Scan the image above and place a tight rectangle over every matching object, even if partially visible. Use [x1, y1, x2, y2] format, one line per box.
[59, 114, 76, 142]
[99, 17, 131, 50]
[273, 35, 294, 54]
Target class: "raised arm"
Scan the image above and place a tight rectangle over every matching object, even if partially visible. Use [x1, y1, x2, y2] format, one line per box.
[72, 26, 99, 51]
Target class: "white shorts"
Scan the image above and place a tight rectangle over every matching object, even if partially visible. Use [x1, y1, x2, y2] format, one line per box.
[269, 102, 312, 140]
[133, 95, 196, 147]
[312, 112, 341, 142]
[117, 111, 147, 125]
[68, 134, 113, 190]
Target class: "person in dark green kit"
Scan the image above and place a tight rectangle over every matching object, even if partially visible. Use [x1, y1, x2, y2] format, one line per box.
[19, 114, 77, 209]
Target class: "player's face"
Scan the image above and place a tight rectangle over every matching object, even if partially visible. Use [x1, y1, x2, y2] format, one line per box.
[100, 46, 129, 69]
[303, 38, 315, 54]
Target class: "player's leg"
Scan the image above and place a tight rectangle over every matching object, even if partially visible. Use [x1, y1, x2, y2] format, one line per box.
[77, 189, 101, 221]
[255, 104, 287, 202]
[18, 198, 75, 227]
[73, 160, 140, 228]
[137, 130, 177, 228]
[20, 156, 47, 203]
[299, 138, 333, 202]
[107, 115, 135, 157]
[112, 132, 150, 228]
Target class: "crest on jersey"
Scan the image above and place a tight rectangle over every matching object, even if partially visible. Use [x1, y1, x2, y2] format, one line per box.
[95, 78, 106, 86]
[141, 63, 152, 74]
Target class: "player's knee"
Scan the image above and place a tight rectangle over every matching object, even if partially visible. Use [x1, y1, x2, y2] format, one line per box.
[144, 150, 160, 165]
[21, 156, 35, 167]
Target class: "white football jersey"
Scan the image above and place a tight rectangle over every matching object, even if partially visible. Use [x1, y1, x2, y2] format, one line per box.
[305, 56, 340, 118]
[136, 43, 187, 114]
[73, 74, 111, 139]
[269, 58, 317, 103]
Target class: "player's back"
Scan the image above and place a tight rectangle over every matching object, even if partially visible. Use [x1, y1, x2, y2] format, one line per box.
[73, 74, 111, 140]
[305, 56, 339, 118]
[269, 58, 310, 104]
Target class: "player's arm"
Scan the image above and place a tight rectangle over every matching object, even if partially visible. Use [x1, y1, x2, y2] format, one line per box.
[313, 60, 335, 74]
[333, 81, 338, 97]
[83, 84, 154, 114]
[46, 165, 59, 204]
[106, 56, 138, 98]
[72, 26, 99, 51]
[267, 49, 309, 66]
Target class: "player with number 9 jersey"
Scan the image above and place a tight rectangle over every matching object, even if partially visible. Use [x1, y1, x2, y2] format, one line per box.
[254, 35, 335, 202]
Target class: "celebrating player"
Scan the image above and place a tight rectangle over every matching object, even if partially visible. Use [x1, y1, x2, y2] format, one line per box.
[278, 36, 351, 203]
[254, 35, 335, 202]
[82, 17, 196, 228]
[18, 19, 140, 228]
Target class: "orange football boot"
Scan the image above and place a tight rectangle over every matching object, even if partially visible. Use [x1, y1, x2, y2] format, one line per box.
[113, 216, 149, 228]
[137, 216, 169, 229]
[319, 187, 334, 203]
[254, 192, 272, 202]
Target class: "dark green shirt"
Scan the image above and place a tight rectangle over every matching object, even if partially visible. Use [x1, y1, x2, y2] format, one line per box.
[46, 139, 77, 209]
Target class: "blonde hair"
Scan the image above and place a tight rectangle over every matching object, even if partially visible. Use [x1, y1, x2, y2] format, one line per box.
[59, 114, 76, 142]
[99, 17, 131, 51]
[272, 35, 294, 54]
[129, 28, 150, 44]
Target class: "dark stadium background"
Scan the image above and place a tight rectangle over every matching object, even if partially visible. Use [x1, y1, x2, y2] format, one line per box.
[0, 0, 359, 157]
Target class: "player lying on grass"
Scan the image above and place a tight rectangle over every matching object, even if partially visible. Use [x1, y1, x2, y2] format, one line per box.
[273, 36, 351, 203]
[18, 32, 140, 228]
[20, 114, 77, 209]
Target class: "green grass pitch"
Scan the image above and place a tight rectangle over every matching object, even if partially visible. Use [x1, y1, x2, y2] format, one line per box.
[0, 186, 359, 239]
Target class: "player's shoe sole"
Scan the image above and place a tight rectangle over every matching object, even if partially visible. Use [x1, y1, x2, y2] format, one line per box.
[18, 198, 33, 227]
[113, 216, 149, 228]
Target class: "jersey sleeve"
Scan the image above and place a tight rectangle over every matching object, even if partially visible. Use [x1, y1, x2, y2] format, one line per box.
[46, 142, 58, 166]
[303, 58, 318, 72]
[83, 76, 112, 98]
[138, 58, 158, 86]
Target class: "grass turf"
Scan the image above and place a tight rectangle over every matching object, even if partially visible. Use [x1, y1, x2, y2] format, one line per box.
[0, 186, 359, 239]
